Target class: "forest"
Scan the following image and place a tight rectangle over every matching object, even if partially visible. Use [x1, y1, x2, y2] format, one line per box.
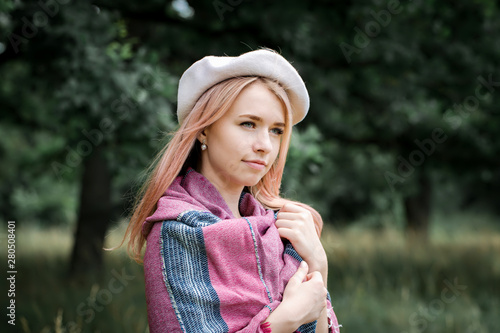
[1, 0, 499, 332]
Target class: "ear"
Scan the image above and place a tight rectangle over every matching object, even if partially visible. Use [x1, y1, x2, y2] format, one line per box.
[197, 128, 208, 143]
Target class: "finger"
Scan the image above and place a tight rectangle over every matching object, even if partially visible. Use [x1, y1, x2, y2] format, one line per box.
[275, 218, 296, 229]
[281, 203, 305, 214]
[279, 208, 313, 226]
[290, 261, 308, 285]
[277, 227, 299, 242]
[307, 271, 324, 282]
[276, 212, 301, 221]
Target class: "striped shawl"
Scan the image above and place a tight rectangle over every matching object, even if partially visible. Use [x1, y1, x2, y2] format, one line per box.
[142, 168, 339, 332]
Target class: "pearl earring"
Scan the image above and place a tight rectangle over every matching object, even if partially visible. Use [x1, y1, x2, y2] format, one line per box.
[201, 140, 207, 151]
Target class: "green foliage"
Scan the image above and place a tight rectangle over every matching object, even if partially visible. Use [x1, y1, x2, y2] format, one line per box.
[285, 125, 396, 224]
[0, 1, 177, 223]
[2, 0, 499, 227]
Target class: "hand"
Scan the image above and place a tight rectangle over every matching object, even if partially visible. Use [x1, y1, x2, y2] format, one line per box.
[276, 203, 328, 276]
[283, 261, 328, 323]
[263, 261, 328, 332]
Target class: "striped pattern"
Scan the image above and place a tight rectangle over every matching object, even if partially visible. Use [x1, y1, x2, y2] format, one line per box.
[284, 242, 304, 262]
[160, 211, 228, 332]
[284, 243, 318, 333]
[243, 217, 273, 304]
[298, 321, 317, 332]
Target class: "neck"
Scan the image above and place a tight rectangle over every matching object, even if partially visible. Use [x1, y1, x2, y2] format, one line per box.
[198, 169, 243, 218]
[218, 190, 242, 218]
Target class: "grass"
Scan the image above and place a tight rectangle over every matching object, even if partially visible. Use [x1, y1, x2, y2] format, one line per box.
[2, 225, 147, 333]
[324, 211, 500, 333]
[2, 212, 499, 333]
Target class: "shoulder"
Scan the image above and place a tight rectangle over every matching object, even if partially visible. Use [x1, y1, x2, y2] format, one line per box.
[178, 210, 221, 224]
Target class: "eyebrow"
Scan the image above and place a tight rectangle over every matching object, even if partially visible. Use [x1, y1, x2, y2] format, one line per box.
[239, 114, 285, 127]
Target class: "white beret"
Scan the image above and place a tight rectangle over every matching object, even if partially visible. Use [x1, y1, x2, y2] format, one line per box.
[176, 49, 309, 125]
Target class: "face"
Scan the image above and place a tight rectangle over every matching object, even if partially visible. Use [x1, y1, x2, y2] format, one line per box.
[198, 82, 286, 195]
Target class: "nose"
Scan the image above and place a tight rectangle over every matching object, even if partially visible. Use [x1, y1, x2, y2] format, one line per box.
[253, 129, 273, 154]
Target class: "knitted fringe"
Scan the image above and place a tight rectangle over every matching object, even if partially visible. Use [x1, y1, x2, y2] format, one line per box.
[260, 322, 272, 333]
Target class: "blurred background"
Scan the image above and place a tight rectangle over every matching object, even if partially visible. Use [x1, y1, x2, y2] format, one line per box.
[1, 0, 499, 332]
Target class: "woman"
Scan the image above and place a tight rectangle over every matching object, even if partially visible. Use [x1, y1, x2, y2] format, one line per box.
[123, 49, 340, 332]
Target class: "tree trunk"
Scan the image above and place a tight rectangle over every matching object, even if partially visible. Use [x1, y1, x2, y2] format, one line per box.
[404, 172, 431, 242]
[69, 146, 112, 279]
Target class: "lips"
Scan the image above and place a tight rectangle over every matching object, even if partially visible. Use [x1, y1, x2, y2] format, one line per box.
[243, 160, 267, 170]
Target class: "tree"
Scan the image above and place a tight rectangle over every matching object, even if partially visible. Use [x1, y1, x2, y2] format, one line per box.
[1, 0, 176, 277]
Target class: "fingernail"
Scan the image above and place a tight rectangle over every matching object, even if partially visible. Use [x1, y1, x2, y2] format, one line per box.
[300, 261, 307, 268]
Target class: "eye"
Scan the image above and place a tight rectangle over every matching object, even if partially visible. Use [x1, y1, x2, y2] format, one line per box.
[270, 127, 284, 135]
[241, 121, 255, 129]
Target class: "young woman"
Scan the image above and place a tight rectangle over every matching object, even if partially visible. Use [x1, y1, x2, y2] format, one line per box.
[123, 49, 340, 332]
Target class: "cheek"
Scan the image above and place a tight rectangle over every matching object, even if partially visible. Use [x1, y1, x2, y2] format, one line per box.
[265, 145, 281, 168]
[272, 139, 282, 157]
[228, 132, 252, 155]
[213, 138, 244, 168]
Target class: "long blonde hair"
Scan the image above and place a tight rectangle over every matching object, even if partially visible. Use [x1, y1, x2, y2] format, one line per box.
[123, 76, 323, 263]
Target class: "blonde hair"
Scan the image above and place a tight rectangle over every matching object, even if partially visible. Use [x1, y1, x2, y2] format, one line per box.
[122, 76, 323, 263]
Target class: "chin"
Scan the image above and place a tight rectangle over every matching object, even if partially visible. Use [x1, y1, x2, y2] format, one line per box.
[229, 169, 267, 189]
[230, 174, 258, 187]
[243, 175, 265, 187]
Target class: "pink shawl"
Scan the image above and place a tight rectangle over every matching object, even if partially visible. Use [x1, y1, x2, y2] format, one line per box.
[142, 168, 339, 332]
